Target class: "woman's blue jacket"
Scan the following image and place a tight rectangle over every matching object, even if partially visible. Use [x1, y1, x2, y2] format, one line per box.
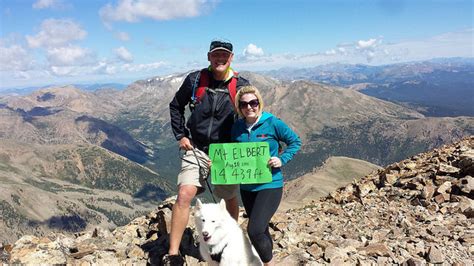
[231, 112, 301, 191]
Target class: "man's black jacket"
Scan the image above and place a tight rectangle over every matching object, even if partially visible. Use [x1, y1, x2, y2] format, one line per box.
[169, 69, 250, 152]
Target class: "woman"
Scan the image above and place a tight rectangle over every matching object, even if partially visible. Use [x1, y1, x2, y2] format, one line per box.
[231, 85, 301, 265]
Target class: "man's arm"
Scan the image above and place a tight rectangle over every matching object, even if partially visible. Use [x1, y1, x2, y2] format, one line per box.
[169, 72, 196, 142]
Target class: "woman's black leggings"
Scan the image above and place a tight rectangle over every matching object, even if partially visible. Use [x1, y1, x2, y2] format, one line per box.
[240, 187, 282, 263]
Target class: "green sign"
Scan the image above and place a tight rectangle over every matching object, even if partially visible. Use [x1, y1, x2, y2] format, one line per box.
[209, 142, 272, 185]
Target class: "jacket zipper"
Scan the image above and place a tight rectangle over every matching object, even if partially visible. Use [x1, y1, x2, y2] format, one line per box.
[207, 93, 218, 143]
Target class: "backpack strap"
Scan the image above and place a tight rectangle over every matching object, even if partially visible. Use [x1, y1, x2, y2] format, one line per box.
[194, 69, 209, 104]
[192, 69, 239, 106]
[190, 71, 201, 103]
[228, 71, 238, 106]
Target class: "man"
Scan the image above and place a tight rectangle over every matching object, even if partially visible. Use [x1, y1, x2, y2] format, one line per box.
[165, 40, 250, 265]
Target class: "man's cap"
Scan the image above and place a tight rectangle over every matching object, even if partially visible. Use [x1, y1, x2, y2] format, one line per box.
[209, 40, 233, 53]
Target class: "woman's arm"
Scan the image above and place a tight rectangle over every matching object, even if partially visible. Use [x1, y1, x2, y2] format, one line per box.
[273, 118, 301, 166]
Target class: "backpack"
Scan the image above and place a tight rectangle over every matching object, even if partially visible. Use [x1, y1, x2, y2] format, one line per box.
[190, 68, 238, 110]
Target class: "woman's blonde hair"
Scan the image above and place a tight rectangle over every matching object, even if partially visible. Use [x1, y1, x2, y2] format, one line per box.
[234, 85, 264, 118]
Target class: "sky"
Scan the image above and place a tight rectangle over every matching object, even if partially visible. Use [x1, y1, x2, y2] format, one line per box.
[0, 0, 473, 89]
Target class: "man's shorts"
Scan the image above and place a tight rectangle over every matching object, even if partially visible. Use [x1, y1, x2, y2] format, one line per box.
[177, 148, 238, 200]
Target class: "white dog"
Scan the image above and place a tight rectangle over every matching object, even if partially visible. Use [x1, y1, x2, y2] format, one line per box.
[194, 199, 262, 266]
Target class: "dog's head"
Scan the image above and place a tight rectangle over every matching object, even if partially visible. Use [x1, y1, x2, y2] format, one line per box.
[194, 199, 230, 245]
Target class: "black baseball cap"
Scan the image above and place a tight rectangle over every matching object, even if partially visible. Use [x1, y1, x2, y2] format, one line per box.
[209, 40, 233, 53]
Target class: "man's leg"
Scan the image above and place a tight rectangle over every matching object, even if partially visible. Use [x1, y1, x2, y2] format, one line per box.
[225, 196, 239, 221]
[168, 184, 198, 255]
[214, 184, 239, 221]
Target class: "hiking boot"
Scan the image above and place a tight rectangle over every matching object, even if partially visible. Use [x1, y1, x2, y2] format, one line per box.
[162, 254, 185, 266]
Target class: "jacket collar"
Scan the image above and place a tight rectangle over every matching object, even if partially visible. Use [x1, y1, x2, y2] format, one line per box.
[238, 111, 273, 128]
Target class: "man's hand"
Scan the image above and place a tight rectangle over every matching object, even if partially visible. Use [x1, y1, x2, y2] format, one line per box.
[268, 157, 282, 168]
[179, 137, 194, 151]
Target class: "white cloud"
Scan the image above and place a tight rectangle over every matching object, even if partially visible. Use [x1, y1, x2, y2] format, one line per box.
[115, 46, 134, 62]
[46, 45, 95, 66]
[116, 31, 130, 41]
[380, 28, 473, 63]
[48, 65, 98, 76]
[26, 19, 87, 48]
[366, 51, 376, 62]
[353, 37, 383, 62]
[12, 71, 31, 80]
[46, 60, 166, 77]
[50, 63, 110, 77]
[33, 0, 61, 9]
[235, 29, 472, 70]
[23, 18, 95, 75]
[0, 44, 35, 71]
[50, 65, 75, 76]
[3, 28, 471, 89]
[243, 43, 264, 58]
[100, 0, 218, 25]
[93, 61, 117, 75]
[122, 61, 166, 72]
[357, 38, 378, 49]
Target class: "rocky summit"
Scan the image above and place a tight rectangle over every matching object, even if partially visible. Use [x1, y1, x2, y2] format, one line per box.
[2, 136, 473, 265]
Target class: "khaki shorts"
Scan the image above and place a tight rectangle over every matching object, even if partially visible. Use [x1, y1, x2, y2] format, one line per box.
[177, 148, 238, 200]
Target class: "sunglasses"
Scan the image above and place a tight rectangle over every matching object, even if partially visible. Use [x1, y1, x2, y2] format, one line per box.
[239, 99, 259, 109]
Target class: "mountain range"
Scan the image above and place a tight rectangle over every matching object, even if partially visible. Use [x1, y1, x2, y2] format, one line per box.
[0, 83, 127, 96]
[0, 58, 473, 243]
[263, 57, 474, 117]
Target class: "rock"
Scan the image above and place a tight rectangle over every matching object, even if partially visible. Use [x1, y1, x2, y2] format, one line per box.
[69, 244, 96, 259]
[357, 181, 377, 197]
[462, 205, 474, 218]
[421, 185, 435, 199]
[437, 181, 452, 194]
[0, 244, 12, 263]
[9, 236, 68, 264]
[426, 245, 444, 264]
[434, 193, 450, 204]
[458, 176, 474, 194]
[277, 254, 301, 265]
[405, 162, 418, 170]
[403, 257, 425, 266]
[459, 153, 474, 176]
[357, 243, 392, 257]
[414, 241, 425, 257]
[370, 230, 390, 243]
[438, 163, 460, 175]
[306, 244, 323, 259]
[384, 173, 398, 185]
[377, 256, 392, 264]
[7, 137, 474, 265]
[323, 246, 348, 262]
[126, 245, 145, 259]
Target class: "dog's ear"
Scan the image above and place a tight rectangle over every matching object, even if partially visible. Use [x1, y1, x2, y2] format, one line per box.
[196, 198, 203, 209]
[219, 199, 226, 210]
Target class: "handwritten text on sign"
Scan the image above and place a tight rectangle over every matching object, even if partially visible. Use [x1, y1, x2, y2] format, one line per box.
[209, 142, 272, 185]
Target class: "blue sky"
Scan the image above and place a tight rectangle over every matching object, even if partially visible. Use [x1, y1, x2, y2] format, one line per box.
[0, 0, 472, 89]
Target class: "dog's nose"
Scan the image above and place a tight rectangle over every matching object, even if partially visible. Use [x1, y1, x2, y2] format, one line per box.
[202, 231, 209, 237]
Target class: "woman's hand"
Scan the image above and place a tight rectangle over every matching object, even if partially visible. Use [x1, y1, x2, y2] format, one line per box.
[268, 157, 282, 168]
